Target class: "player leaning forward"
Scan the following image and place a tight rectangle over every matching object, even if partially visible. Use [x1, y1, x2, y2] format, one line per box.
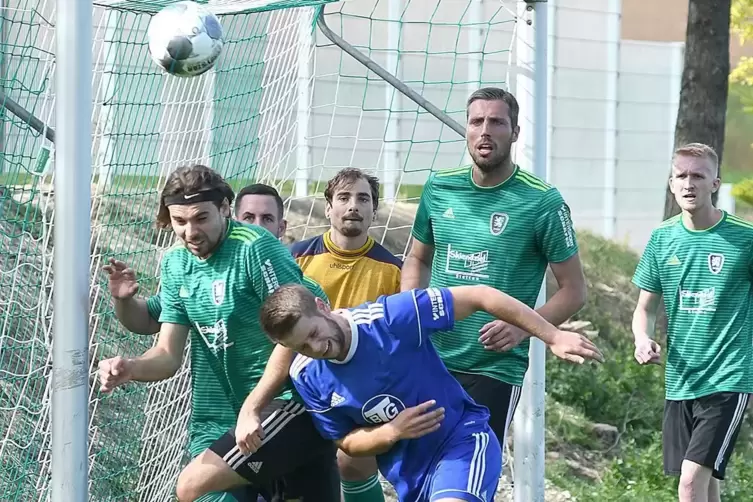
[97, 165, 339, 501]
[259, 283, 602, 502]
[631, 143, 753, 502]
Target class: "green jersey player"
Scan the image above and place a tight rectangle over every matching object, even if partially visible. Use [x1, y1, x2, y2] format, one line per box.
[631, 143, 753, 502]
[97, 166, 339, 502]
[401, 87, 588, 449]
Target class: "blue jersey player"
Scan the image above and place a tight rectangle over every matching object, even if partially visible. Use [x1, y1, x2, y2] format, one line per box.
[259, 284, 603, 502]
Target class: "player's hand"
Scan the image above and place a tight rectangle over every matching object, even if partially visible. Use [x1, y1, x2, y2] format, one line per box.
[386, 400, 445, 442]
[479, 320, 529, 352]
[98, 356, 133, 393]
[549, 330, 604, 364]
[634, 336, 661, 365]
[103, 258, 140, 300]
[235, 406, 264, 456]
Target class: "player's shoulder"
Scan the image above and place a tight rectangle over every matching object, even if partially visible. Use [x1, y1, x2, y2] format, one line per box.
[511, 167, 563, 204]
[289, 354, 333, 407]
[650, 214, 683, 239]
[289, 233, 326, 258]
[161, 240, 189, 267]
[227, 220, 273, 247]
[364, 239, 403, 269]
[427, 165, 473, 189]
[722, 212, 753, 238]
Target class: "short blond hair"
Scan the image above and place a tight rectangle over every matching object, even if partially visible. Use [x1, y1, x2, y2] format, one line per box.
[672, 143, 719, 177]
[260, 284, 319, 341]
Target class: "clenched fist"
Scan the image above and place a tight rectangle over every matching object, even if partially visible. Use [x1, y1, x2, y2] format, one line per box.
[98, 356, 133, 393]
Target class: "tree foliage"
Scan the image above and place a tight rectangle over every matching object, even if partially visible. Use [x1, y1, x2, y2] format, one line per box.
[663, 0, 731, 219]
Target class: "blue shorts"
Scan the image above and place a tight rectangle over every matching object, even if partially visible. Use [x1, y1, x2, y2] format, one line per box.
[426, 422, 502, 502]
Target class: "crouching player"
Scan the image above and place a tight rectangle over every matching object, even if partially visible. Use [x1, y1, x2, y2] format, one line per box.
[259, 284, 604, 502]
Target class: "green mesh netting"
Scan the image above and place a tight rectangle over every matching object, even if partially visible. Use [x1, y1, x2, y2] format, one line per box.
[0, 0, 518, 500]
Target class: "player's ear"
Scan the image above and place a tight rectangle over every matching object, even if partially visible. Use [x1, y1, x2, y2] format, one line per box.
[315, 297, 331, 313]
[279, 218, 288, 238]
[511, 125, 520, 143]
[220, 198, 231, 218]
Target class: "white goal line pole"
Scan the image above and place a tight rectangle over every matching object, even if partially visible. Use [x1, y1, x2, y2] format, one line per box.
[52, 1, 92, 501]
[514, 1, 547, 501]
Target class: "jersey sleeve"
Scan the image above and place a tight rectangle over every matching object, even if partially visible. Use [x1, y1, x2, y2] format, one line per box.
[246, 228, 305, 302]
[411, 174, 435, 245]
[157, 252, 191, 326]
[291, 363, 354, 440]
[534, 188, 579, 263]
[632, 231, 662, 294]
[382, 287, 455, 348]
[145, 294, 162, 322]
[303, 275, 330, 306]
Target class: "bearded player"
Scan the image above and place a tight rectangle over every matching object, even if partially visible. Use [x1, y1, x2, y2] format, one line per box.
[632, 143, 753, 502]
[257, 283, 603, 502]
[401, 87, 588, 456]
[97, 166, 339, 502]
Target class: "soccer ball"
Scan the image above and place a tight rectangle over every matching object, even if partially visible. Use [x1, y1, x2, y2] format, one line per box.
[147, 1, 224, 77]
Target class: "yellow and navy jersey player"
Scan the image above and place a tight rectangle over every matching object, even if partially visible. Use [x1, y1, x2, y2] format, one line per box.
[289, 167, 402, 310]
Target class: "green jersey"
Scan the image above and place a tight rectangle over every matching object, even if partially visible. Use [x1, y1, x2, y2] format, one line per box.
[632, 212, 753, 401]
[157, 219, 320, 455]
[412, 165, 578, 386]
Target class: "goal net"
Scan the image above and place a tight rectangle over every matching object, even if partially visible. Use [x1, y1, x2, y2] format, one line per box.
[0, 0, 525, 500]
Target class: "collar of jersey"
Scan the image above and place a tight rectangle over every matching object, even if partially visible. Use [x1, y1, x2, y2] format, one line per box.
[679, 209, 727, 235]
[469, 163, 519, 192]
[323, 230, 374, 258]
[330, 309, 359, 364]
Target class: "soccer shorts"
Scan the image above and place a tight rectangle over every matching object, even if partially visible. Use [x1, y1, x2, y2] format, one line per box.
[426, 420, 502, 502]
[663, 392, 750, 480]
[208, 399, 340, 501]
[450, 371, 521, 448]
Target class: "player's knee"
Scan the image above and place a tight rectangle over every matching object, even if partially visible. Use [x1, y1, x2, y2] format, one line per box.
[174, 459, 217, 502]
[336, 450, 378, 481]
[175, 467, 203, 502]
[678, 461, 712, 501]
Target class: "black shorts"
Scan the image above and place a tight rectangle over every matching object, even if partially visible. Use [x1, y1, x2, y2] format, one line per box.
[450, 371, 521, 446]
[208, 399, 340, 501]
[663, 392, 750, 480]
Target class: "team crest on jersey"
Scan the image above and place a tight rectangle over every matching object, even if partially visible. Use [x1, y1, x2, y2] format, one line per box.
[211, 279, 226, 305]
[362, 394, 406, 424]
[490, 212, 509, 236]
[707, 253, 725, 275]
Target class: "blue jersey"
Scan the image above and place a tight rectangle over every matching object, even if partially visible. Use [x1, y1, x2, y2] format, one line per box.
[289, 287, 490, 500]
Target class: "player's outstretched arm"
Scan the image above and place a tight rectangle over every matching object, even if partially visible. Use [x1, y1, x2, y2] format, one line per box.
[450, 285, 604, 364]
[335, 400, 445, 457]
[235, 345, 296, 455]
[98, 323, 188, 392]
[631, 289, 662, 365]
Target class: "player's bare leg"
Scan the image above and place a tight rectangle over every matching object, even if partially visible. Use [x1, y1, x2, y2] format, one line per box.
[175, 449, 247, 502]
[678, 460, 713, 502]
[337, 451, 383, 501]
[707, 477, 721, 502]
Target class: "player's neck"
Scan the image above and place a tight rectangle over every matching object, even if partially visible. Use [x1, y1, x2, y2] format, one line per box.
[327, 229, 369, 251]
[682, 205, 722, 231]
[471, 159, 515, 187]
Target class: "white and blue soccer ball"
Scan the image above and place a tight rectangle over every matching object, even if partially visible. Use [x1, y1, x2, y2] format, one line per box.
[147, 1, 224, 77]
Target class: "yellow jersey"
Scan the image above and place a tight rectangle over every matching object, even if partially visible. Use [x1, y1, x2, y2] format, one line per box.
[289, 230, 402, 309]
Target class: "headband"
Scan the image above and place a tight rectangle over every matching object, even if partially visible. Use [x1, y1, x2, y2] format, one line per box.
[164, 188, 227, 207]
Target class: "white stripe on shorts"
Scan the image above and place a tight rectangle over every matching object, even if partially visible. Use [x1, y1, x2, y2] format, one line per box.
[223, 400, 305, 471]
